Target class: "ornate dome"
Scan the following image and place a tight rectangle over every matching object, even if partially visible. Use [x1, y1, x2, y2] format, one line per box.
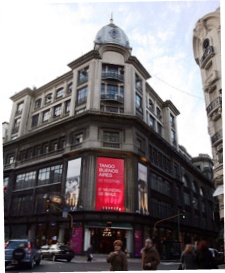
[94, 18, 130, 49]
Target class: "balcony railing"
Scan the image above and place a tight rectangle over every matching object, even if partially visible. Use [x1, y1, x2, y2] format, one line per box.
[200, 46, 214, 67]
[206, 96, 222, 115]
[101, 94, 124, 103]
[102, 71, 124, 82]
[211, 129, 223, 145]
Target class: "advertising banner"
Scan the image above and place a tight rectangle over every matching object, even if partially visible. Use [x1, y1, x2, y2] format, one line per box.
[71, 226, 83, 254]
[138, 163, 148, 214]
[134, 229, 143, 257]
[65, 158, 81, 211]
[96, 157, 124, 212]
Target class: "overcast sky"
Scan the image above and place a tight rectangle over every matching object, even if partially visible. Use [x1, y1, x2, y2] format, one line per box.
[0, 0, 222, 158]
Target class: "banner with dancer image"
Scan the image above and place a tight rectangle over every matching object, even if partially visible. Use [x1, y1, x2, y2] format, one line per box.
[65, 158, 81, 211]
[138, 163, 148, 214]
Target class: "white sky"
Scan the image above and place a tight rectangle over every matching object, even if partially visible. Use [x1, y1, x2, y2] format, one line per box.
[0, 0, 222, 158]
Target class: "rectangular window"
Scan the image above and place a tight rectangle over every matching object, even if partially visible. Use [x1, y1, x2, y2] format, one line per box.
[156, 107, 161, 118]
[15, 171, 36, 190]
[38, 165, 63, 186]
[35, 98, 42, 109]
[32, 114, 39, 127]
[136, 94, 142, 110]
[170, 114, 175, 128]
[4, 177, 9, 189]
[149, 115, 155, 128]
[65, 100, 71, 113]
[171, 130, 176, 145]
[12, 118, 21, 133]
[51, 140, 58, 151]
[16, 102, 24, 115]
[67, 82, 73, 94]
[54, 104, 62, 117]
[184, 192, 191, 206]
[103, 131, 120, 148]
[56, 87, 64, 98]
[77, 86, 88, 105]
[107, 84, 118, 96]
[148, 99, 154, 111]
[45, 93, 52, 104]
[72, 132, 83, 145]
[157, 122, 162, 135]
[78, 67, 89, 84]
[135, 74, 142, 91]
[136, 136, 145, 152]
[43, 110, 50, 122]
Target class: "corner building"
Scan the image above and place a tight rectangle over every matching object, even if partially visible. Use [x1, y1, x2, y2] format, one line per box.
[3, 19, 219, 258]
[193, 7, 223, 248]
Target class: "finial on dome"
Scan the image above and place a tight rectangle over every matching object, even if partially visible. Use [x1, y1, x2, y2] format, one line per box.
[110, 12, 114, 24]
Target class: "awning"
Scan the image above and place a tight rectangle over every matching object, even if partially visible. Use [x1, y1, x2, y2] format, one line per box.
[213, 184, 224, 197]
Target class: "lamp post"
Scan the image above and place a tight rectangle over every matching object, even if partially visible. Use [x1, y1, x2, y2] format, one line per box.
[153, 210, 186, 238]
[44, 194, 73, 246]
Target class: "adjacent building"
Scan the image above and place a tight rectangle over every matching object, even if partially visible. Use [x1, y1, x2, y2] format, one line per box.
[3, 18, 219, 258]
[193, 7, 223, 247]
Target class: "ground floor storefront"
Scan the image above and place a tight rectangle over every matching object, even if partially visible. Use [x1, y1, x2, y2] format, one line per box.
[5, 213, 217, 259]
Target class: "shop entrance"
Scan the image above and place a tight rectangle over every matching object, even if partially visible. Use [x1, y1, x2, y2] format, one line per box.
[90, 228, 127, 254]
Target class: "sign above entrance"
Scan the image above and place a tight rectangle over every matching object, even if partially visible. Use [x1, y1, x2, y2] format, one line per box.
[96, 157, 124, 212]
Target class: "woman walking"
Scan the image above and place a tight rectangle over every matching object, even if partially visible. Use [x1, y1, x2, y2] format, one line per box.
[180, 244, 198, 270]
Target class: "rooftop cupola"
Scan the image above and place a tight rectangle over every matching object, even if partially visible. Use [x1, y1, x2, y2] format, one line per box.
[94, 17, 131, 49]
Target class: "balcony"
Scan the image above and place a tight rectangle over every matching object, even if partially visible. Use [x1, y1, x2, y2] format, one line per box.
[200, 46, 214, 68]
[101, 94, 124, 103]
[211, 129, 223, 146]
[102, 71, 124, 82]
[206, 96, 222, 115]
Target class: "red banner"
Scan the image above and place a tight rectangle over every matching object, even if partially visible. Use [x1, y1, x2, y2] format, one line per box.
[96, 157, 124, 212]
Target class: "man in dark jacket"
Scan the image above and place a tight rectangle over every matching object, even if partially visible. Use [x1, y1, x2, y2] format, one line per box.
[142, 238, 160, 270]
[106, 240, 128, 271]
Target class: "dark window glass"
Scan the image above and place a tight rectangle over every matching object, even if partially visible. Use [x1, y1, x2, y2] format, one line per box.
[38, 165, 62, 186]
[77, 86, 87, 104]
[56, 87, 64, 98]
[15, 171, 36, 190]
[32, 114, 39, 127]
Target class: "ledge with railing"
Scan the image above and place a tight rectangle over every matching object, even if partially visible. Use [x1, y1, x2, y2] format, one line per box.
[206, 96, 222, 115]
[101, 71, 124, 82]
[200, 46, 214, 67]
[101, 94, 124, 103]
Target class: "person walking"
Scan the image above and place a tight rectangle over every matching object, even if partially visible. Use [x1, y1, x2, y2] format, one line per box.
[106, 240, 128, 271]
[86, 245, 93, 262]
[142, 238, 160, 270]
[180, 244, 198, 270]
[196, 240, 218, 269]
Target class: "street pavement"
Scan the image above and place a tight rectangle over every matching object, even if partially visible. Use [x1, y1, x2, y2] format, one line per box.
[5, 254, 225, 272]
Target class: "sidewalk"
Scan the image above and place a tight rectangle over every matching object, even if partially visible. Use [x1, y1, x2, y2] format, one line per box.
[73, 254, 225, 269]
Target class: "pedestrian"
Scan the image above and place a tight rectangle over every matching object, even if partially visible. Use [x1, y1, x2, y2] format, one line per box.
[196, 240, 218, 269]
[142, 238, 160, 270]
[180, 244, 198, 270]
[86, 245, 93, 262]
[106, 239, 128, 271]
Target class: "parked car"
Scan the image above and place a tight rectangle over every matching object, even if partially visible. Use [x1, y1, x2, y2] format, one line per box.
[40, 243, 75, 262]
[5, 239, 41, 269]
[209, 248, 224, 265]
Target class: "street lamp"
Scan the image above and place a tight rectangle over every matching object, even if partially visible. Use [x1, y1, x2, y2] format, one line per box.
[153, 210, 186, 237]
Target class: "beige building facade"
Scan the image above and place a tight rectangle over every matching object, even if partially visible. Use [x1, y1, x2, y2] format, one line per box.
[193, 7, 223, 221]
